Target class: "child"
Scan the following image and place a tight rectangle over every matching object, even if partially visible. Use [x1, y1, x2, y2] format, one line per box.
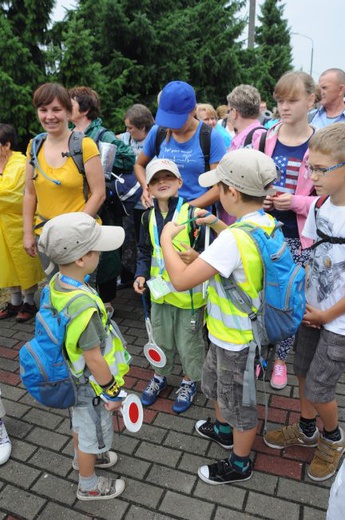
[264, 123, 345, 482]
[255, 71, 317, 390]
[160, 148, 278, 484]
[133, 158, 206, 413]
[38, 212, 129, 500]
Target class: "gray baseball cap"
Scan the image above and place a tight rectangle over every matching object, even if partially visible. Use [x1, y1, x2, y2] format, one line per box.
[199, 148, 277, 197]
[38, 212, 125, 265]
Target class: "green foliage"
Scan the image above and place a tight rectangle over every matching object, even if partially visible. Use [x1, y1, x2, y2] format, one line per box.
[0, 0, 293, 143]
[253, 0, 292, 107]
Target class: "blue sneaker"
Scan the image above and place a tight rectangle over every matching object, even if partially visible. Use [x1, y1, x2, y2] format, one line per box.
[141, 376, 167, 406]
[172, 382, 197, 414]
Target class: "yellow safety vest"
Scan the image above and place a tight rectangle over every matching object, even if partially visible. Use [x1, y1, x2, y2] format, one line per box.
[49, 278, 129, 395]
[206, 216, 275, 345]
[149, 203, 205, 309]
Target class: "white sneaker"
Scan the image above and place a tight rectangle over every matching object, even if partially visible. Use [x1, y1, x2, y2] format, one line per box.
[0, 419, 11, 465]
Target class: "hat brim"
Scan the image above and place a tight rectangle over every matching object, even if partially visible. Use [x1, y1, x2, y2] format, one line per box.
[92, 226, 125, 252]
[198, 169, 221, 188]
[155, 108, 189, 130]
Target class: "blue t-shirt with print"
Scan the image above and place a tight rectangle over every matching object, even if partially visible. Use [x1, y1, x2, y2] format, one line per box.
[271, 139, 308, 238]
[143, 122, 226, 201]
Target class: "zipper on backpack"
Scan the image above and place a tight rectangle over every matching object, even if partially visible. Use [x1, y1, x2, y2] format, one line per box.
[26, 343, 49, 383]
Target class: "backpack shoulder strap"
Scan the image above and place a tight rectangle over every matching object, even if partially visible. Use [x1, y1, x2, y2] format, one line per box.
[258, 131, 267, 153]
[93, 127, 108, 146]
[66, 131, 85, 175]
[314, 195, 329, 219]
[29, 132, 48, 167]
[199, 122, 212, 171]
[243, 127, 266, 148]
[155, 126, 168, 156]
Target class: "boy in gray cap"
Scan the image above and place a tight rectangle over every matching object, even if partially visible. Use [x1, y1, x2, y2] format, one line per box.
[38, 212, 129, 501]
[160, 148, 278, 484]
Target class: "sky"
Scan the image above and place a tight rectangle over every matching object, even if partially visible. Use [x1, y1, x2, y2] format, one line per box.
[53, 0, 344, 81]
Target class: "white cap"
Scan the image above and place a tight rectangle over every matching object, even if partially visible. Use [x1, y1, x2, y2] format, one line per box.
[146, 158, 181, 185]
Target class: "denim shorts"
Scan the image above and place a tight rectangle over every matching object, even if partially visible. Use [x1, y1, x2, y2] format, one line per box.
[71, 385, 113, 454]
[294, 324, 345, 403]
[201, 342, 257, 431]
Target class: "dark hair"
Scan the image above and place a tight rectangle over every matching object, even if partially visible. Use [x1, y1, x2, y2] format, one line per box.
[0, 124, 18, 148]
[69, 86, 100, 120]
[33, 83, 72, 112]
[124, 104, 154, 132]
[219, 181, 267, 203]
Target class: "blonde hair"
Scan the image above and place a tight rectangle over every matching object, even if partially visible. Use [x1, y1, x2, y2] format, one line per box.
[274, 71, 315, 100]
[216, 104, 228, 119]
[309, 123, 345, 162]
[196, 103, 217, 121]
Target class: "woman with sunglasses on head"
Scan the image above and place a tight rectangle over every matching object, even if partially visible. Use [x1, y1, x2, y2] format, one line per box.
[254, 71, 317, 390]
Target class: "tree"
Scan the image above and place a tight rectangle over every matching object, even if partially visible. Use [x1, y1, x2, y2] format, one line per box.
[253, 0, 292, 107]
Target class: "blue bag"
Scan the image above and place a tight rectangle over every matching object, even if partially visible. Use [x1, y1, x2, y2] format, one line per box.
[222, 221, 306, 346]
[19, 286, 96, 409]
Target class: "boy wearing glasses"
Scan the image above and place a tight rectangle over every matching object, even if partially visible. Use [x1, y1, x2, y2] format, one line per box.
[264, 123, 345, 482]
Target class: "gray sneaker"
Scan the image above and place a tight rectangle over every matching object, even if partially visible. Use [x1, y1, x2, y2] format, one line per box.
[77, 476, 125, 501]
[72, 450, 118, 471]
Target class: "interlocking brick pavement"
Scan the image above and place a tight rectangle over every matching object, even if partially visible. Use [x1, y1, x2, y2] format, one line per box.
[1, 287, 344, 519]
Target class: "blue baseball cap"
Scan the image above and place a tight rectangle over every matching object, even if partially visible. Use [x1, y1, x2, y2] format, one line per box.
[156, 81, 197, 129]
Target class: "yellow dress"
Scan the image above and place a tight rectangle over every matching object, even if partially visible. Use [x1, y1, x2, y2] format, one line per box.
[0, 152, 44, 290]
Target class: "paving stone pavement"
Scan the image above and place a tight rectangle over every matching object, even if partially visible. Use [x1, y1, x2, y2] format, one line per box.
[1, 287, 343, 519]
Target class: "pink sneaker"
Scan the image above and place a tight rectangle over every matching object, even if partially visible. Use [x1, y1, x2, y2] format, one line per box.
[270, 362, 287, 390]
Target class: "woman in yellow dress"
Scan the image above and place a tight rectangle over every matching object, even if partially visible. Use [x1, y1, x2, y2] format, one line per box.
[0, 124, 44, 322]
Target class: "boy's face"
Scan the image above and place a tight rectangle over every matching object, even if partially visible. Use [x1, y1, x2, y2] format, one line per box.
[148, 170, 182, 200]
[308, 150, 345, 204]
[83, 250, 101, 274]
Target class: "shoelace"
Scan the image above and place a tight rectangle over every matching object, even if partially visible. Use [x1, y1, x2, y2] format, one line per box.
[175, 384, 194, 402]
[274, 364, 284, 376]
[0, 424, 9, 444]
[146, 379, 163, 395]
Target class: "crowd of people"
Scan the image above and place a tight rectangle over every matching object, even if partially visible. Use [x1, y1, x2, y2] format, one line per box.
[0, 67, 345, 515]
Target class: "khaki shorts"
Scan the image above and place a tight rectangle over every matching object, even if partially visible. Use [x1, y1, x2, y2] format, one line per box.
[201, 342, 258, 431]
[71, 385, 113, 454]
[294, 324, 345, 403]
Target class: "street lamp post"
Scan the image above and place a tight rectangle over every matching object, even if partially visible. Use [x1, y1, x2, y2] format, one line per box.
[291, 32, 314, 77]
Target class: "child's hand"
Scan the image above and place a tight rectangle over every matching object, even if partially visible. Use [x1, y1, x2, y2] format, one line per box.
[141, 187, 153, 209]
[263, 195, 274, 211]
[177, 242, 199, 265]
[161, 221, 185, 240]
[133, 276, 146, 294]
[194, 209, 218, 226]
[103, 399, 122, 412]
[302, 303, 325, 328]
[272, 192, 292, 211]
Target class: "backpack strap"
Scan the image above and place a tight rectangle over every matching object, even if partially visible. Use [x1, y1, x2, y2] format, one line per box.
[258, 131, 267, 153]
[243, 127, 266, 148]
[310, 196, 345, 250]
[154, 126, 168, 157]
[154, 123, 211, 172]
[199, 122, 211, 172]
[93, 127, 108, 146]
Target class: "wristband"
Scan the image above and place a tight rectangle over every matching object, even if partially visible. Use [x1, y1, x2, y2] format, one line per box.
[100, 376, 115, 389]
[209, 217, 219, 225]
[101, 377, 121, 398]
[100, 389, 127, 403]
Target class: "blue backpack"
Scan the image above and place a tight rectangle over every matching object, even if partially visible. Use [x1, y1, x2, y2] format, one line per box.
[221, 220, 306, 408]
[19, 286, 97, 409]
[222, 220, 306, 346]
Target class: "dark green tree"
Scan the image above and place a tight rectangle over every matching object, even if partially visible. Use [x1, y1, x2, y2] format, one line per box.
[253, 0, 292, 107]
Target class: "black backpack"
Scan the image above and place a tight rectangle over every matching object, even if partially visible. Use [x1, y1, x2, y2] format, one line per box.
[154, 122, 212, 171]
[243, 126, 267, 152]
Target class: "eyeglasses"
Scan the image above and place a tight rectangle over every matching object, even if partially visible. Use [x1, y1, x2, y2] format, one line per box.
[306, 161, 345, 177]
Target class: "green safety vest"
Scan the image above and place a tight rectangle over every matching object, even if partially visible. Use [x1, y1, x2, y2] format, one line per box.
[50, 279, 129, 395]
[206, 216, 275, 345]
[149, 203, 205, 309]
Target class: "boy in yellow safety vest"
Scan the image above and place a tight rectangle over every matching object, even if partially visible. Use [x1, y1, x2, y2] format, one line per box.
[160, 149, 277, 484]
[134, 158, 207, 413]
[38, 212, 128, 501]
